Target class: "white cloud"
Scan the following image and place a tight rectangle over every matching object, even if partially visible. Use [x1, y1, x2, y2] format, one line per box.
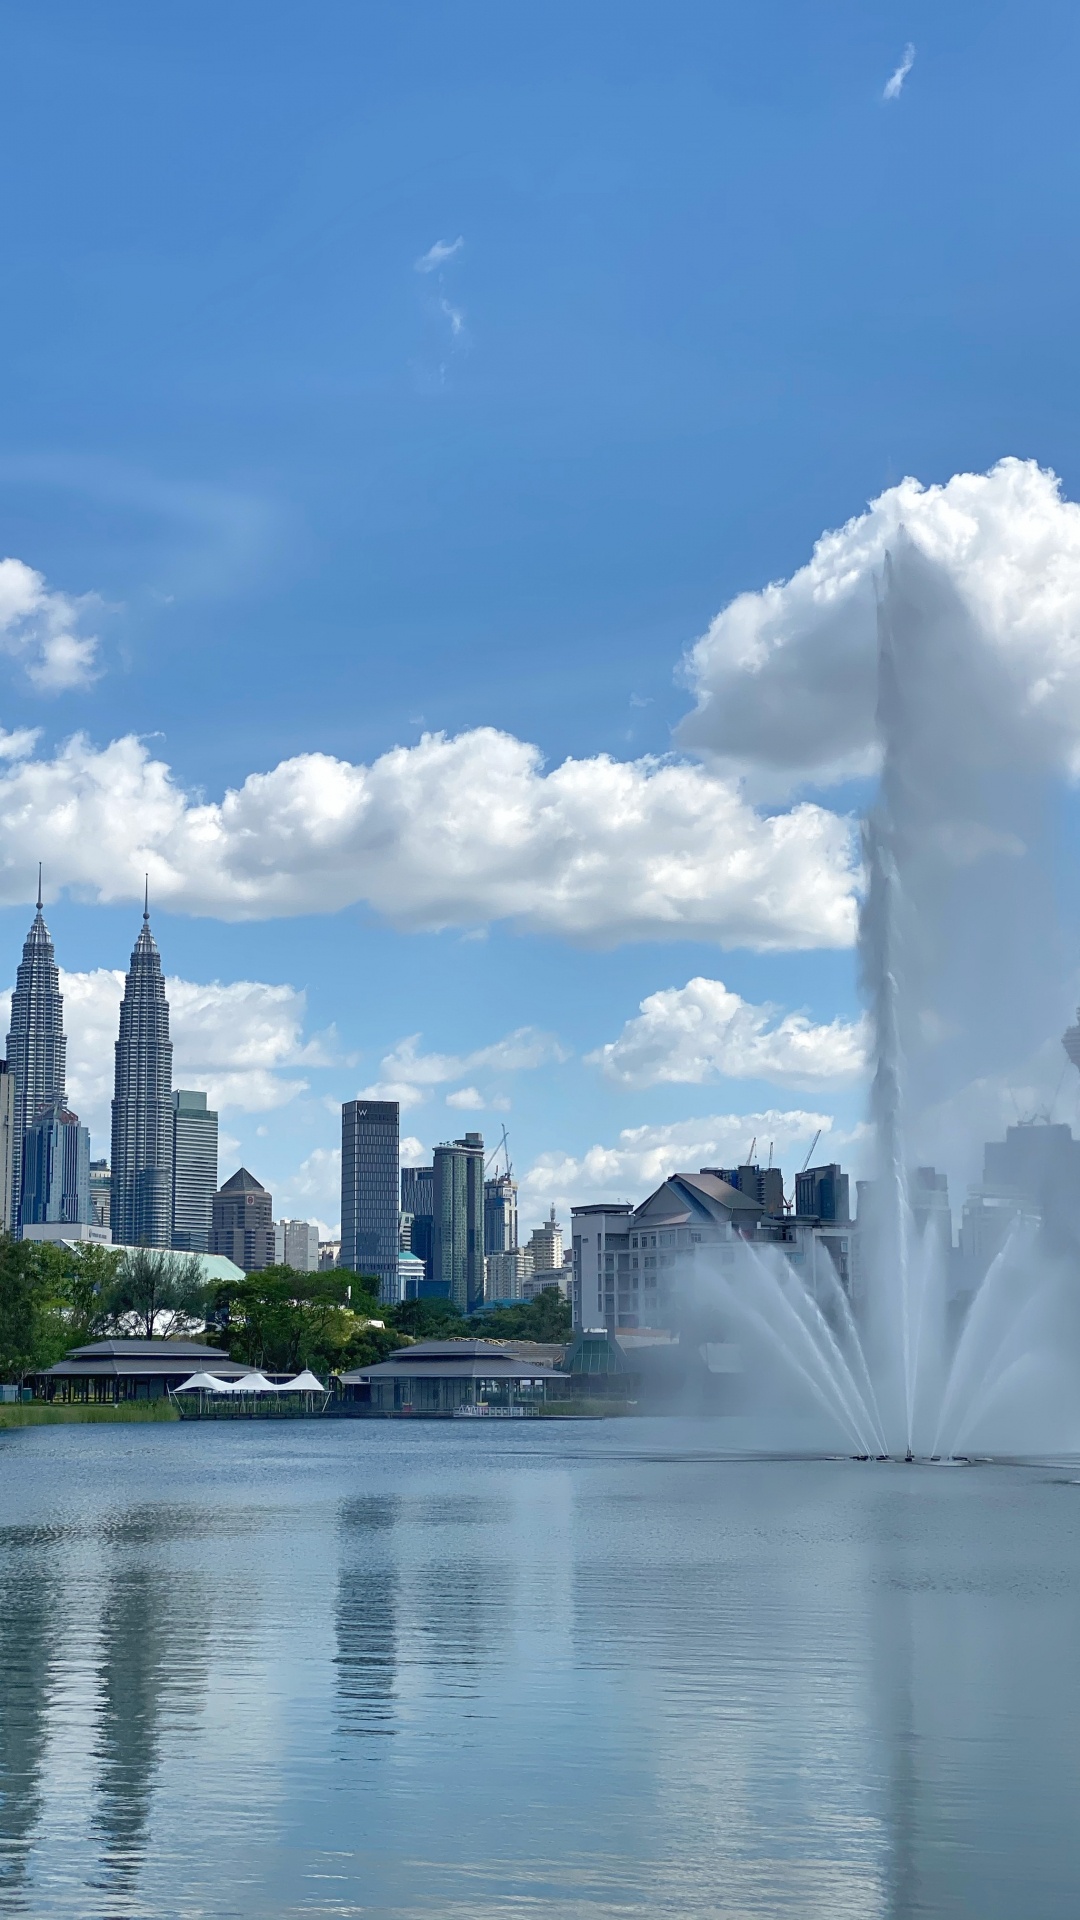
[518, 1109, 836, 1232]
[359, 1025, 563, 1113]
[0, 557, 100, 691]
[446, 1086, 485, 1109]
[439, 296, 465, 337]
[0, 969, 325, 1144]
[680, 459, 1080, 794]
[415, 236, 464, 273]
[0, 727, 858, 949]
[883, 43, 916, 100]
[400, 1135, 427, 1166]
[589, 977, 868, 1089]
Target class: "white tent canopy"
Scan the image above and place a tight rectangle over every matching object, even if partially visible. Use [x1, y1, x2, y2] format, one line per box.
[282, 1370, 326, 1393]
[175, 1373, 238, 1394]
[233, 1372, 278, 1393]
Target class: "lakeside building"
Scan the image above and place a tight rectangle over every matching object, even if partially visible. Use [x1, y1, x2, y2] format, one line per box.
[336, 1338, 570, 1416]
[111, 894, 174, 1248]
[210, 1167, 275, 1272]
[34, 1337, 250, 1404]
[172, 1090, 218, 1252]
[340, 1099, 400, 1302]
[0, 1062, 16, 1234]
[21, 1096, 91, 1227]
[5, 881, 67, 1237]
[274, 1218, 320, 1271]
[570, 1204, 635, 1330]
[433, 1133, 485, 1312]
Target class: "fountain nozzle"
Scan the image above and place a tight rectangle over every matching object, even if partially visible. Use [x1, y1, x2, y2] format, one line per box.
[905, 1448, 914, 1463]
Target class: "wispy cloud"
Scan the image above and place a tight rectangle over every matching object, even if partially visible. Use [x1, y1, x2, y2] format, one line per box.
[883, 43, 916, 101]
[440, 297, 465, 338]
[415, 236, 463, 274]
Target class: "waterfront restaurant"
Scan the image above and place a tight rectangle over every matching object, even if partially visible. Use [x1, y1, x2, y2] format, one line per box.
[35, 1338, 251, 1403]
[336, 1339, 571, 1416]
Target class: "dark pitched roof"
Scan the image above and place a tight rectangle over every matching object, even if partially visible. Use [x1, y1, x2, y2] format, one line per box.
[217, 1166, 266, 1194]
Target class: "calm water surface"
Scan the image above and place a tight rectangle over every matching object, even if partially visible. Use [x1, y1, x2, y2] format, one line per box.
[2, 1418, 1079, 1918]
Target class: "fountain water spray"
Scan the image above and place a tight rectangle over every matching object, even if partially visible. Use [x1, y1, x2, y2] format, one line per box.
[697, 544, 1080, 1458]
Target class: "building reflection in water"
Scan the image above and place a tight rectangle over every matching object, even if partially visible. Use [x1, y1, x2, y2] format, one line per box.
[0, 1562, 56, 1903]
[335, 1495, 400, 1738]
[90, 1547, 209, 1893]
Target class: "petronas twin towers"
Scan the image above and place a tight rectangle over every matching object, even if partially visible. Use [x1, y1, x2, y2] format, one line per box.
[110, 887, 175, 1247]
[4, 878, 176, 1244]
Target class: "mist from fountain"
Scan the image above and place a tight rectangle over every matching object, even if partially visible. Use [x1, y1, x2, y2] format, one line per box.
[697, 544, 1080, 1459]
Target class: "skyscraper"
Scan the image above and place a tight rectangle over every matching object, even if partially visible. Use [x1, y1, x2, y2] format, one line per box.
[484, 1171, 518, 1255]
[171, 1090, 218, 1252]
[400, 1162, 434, 1278]
[341, 1100, 400, 1303]
[0, 1063, 16, 1234]
[5, 875, 67, 1236]
[433, 1133, 485, 1312]
[21, 1095, 91, 1226]
[110, 889, 174, 1247]
[211, 1166, 275, 1271]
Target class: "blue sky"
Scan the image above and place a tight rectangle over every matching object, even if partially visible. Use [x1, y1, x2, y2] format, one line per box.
[2, 0, 1080, 1231]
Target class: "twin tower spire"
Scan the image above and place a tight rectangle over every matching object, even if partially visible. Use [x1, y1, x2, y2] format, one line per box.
[4, 873, 174, 1242]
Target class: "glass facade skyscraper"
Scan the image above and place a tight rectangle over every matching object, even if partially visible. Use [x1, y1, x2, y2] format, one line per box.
[483, 1171, 518, 1254]
[400, 1162, 434, 1279]
[433, 1133, 485, 1312]
[172, 1089, 218, 1252]
[21, 1095, 91, 1226]
[110, 897, 174, 1248]
[341, 1100, 400, 1303]
[5, 882, 67, 1236]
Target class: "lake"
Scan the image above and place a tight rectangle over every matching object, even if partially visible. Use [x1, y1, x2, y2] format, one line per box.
[2, 1418, 1080, 1918]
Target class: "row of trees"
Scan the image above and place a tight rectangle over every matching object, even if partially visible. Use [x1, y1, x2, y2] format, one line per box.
[0, 1229, 572, 1386]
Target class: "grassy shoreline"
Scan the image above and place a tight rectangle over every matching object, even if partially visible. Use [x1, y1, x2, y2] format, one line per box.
[0, 1401, 180, 1427]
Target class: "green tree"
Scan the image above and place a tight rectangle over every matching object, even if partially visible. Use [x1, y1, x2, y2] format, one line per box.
[468, 1286, 571, 1342]
[0, 1237, 71, 1382]
[106, 1248, 209, 1338]
[386, 1296, 465, 1340]
[208, 1266, 374, 1375]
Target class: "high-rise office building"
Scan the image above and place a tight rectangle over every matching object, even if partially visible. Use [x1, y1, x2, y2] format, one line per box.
[794, 1163, 850, 1225]
[433, 1133, 485, 1312]
[484, 1171, 518, 1255]
[341, 1100, 400, 1303]
[171, 1089, 218, 1252]
[0, 1062, 15, 1235]
[5, 877, 67, 1236]
[210, 1167, 275, 1272]
[274, 1218, 320, 1271]
[525, 1205, 563, 1274]
[714, 1164, 785, 1214]
[110, 893, 174, 1247]
[21, 1095, 91, 1226]
[401, 1162, 434, 1278]
[89, 1159, 111, 1233]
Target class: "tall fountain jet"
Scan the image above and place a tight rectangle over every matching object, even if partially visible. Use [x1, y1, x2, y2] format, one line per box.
[699, 541, 1080, 1459]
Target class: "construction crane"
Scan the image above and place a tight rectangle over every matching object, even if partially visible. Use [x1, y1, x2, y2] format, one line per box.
[783, 1129, 823, 1212]
[484, 1126, 512, 1178]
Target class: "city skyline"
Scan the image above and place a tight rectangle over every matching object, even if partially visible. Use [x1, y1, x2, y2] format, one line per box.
[1, 8, 1080, 1238]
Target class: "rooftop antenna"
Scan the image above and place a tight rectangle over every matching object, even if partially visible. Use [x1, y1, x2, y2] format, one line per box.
[36, 862, 42, 912]
[143, 872, 150, 922]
